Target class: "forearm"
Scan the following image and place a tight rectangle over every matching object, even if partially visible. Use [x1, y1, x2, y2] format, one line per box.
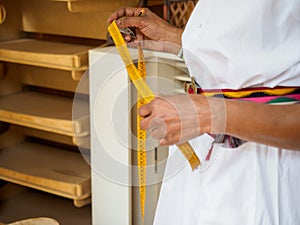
[209, 98, 300, 150]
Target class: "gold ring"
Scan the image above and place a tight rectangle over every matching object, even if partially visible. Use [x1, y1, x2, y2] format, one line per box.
[138, 8, 146, 17]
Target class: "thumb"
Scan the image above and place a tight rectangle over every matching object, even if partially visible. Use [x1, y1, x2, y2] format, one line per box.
[138, 103, 152, 117]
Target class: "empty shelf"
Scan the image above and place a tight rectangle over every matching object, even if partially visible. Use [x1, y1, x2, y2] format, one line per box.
[0, 39, 93, 71]
[52, 0, 138, 13]
[0, 141, 91, 206]
[0, 91, 89, 136]
[23, 127, 90, 149]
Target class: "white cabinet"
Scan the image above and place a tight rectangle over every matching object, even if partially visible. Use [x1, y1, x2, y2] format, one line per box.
[89, 46, 191, 225]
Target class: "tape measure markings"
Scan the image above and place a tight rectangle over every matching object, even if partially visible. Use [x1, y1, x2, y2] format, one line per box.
[107, 21, 201, 222]
[137, 44, 147, 223]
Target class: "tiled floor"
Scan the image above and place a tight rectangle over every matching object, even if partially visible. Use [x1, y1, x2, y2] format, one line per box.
[0, 182, 91, 225]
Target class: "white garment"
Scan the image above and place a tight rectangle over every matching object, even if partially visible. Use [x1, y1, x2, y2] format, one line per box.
[154, 0, 300, 225]
[182, 0, 300, 89]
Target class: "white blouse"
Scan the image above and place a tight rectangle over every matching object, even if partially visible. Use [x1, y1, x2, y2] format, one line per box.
[182, 0, 300, 89]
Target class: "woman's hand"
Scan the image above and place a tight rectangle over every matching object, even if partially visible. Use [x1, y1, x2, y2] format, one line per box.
[138, 94, 214, 145]
[107, 7, 183, 54]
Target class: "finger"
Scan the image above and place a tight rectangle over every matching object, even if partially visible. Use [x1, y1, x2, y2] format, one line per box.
[140, 113, 162, 130]
[116, 16, 145, 30]
[107, 7, 139, 23]
[138, 103, 152, 117]
[146, 117, 167, 139]
[140, 116, 152, 130]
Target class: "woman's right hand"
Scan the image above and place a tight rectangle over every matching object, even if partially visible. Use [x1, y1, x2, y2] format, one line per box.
[107, 7, 183, 54]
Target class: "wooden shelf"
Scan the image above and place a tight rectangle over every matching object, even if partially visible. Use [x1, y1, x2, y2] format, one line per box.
[9, 63, 88, 93]
[0, 141, 91, 207]
[52, 0, 138, 13]
[1, 63, 89, 95]
[24, 127, 90, 149]
[0, 183, 91, 225]
[0, 91, 89, 137]
[0, 39, 93, 79]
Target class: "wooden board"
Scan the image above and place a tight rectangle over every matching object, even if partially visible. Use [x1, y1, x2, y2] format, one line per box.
[21, 0, 130, 40]
[52, 0, 138, 11]
[24, 127, 90, 149]
[0, 91, 89, 136]
[21, 0, 163, 39]
[0, 39, 93, 71]
[0, 124, 90, 150]
[6, 63, 88, 93]
[53, 0, 139, 13]
[0, 141, 91, 201]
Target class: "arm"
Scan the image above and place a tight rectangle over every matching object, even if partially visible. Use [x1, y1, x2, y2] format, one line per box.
[139, 94, 300, 150]
[224, 98, 300, 150]
[107, 7, 183, 54]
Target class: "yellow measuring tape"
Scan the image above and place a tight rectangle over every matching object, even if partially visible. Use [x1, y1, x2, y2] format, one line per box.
[137, 44, 147, 222]
[108, 20, 201, 222]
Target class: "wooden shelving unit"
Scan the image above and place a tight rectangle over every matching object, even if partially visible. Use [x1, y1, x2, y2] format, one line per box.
[0, 141, 91, 207]
[0, 0, 96, 210]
